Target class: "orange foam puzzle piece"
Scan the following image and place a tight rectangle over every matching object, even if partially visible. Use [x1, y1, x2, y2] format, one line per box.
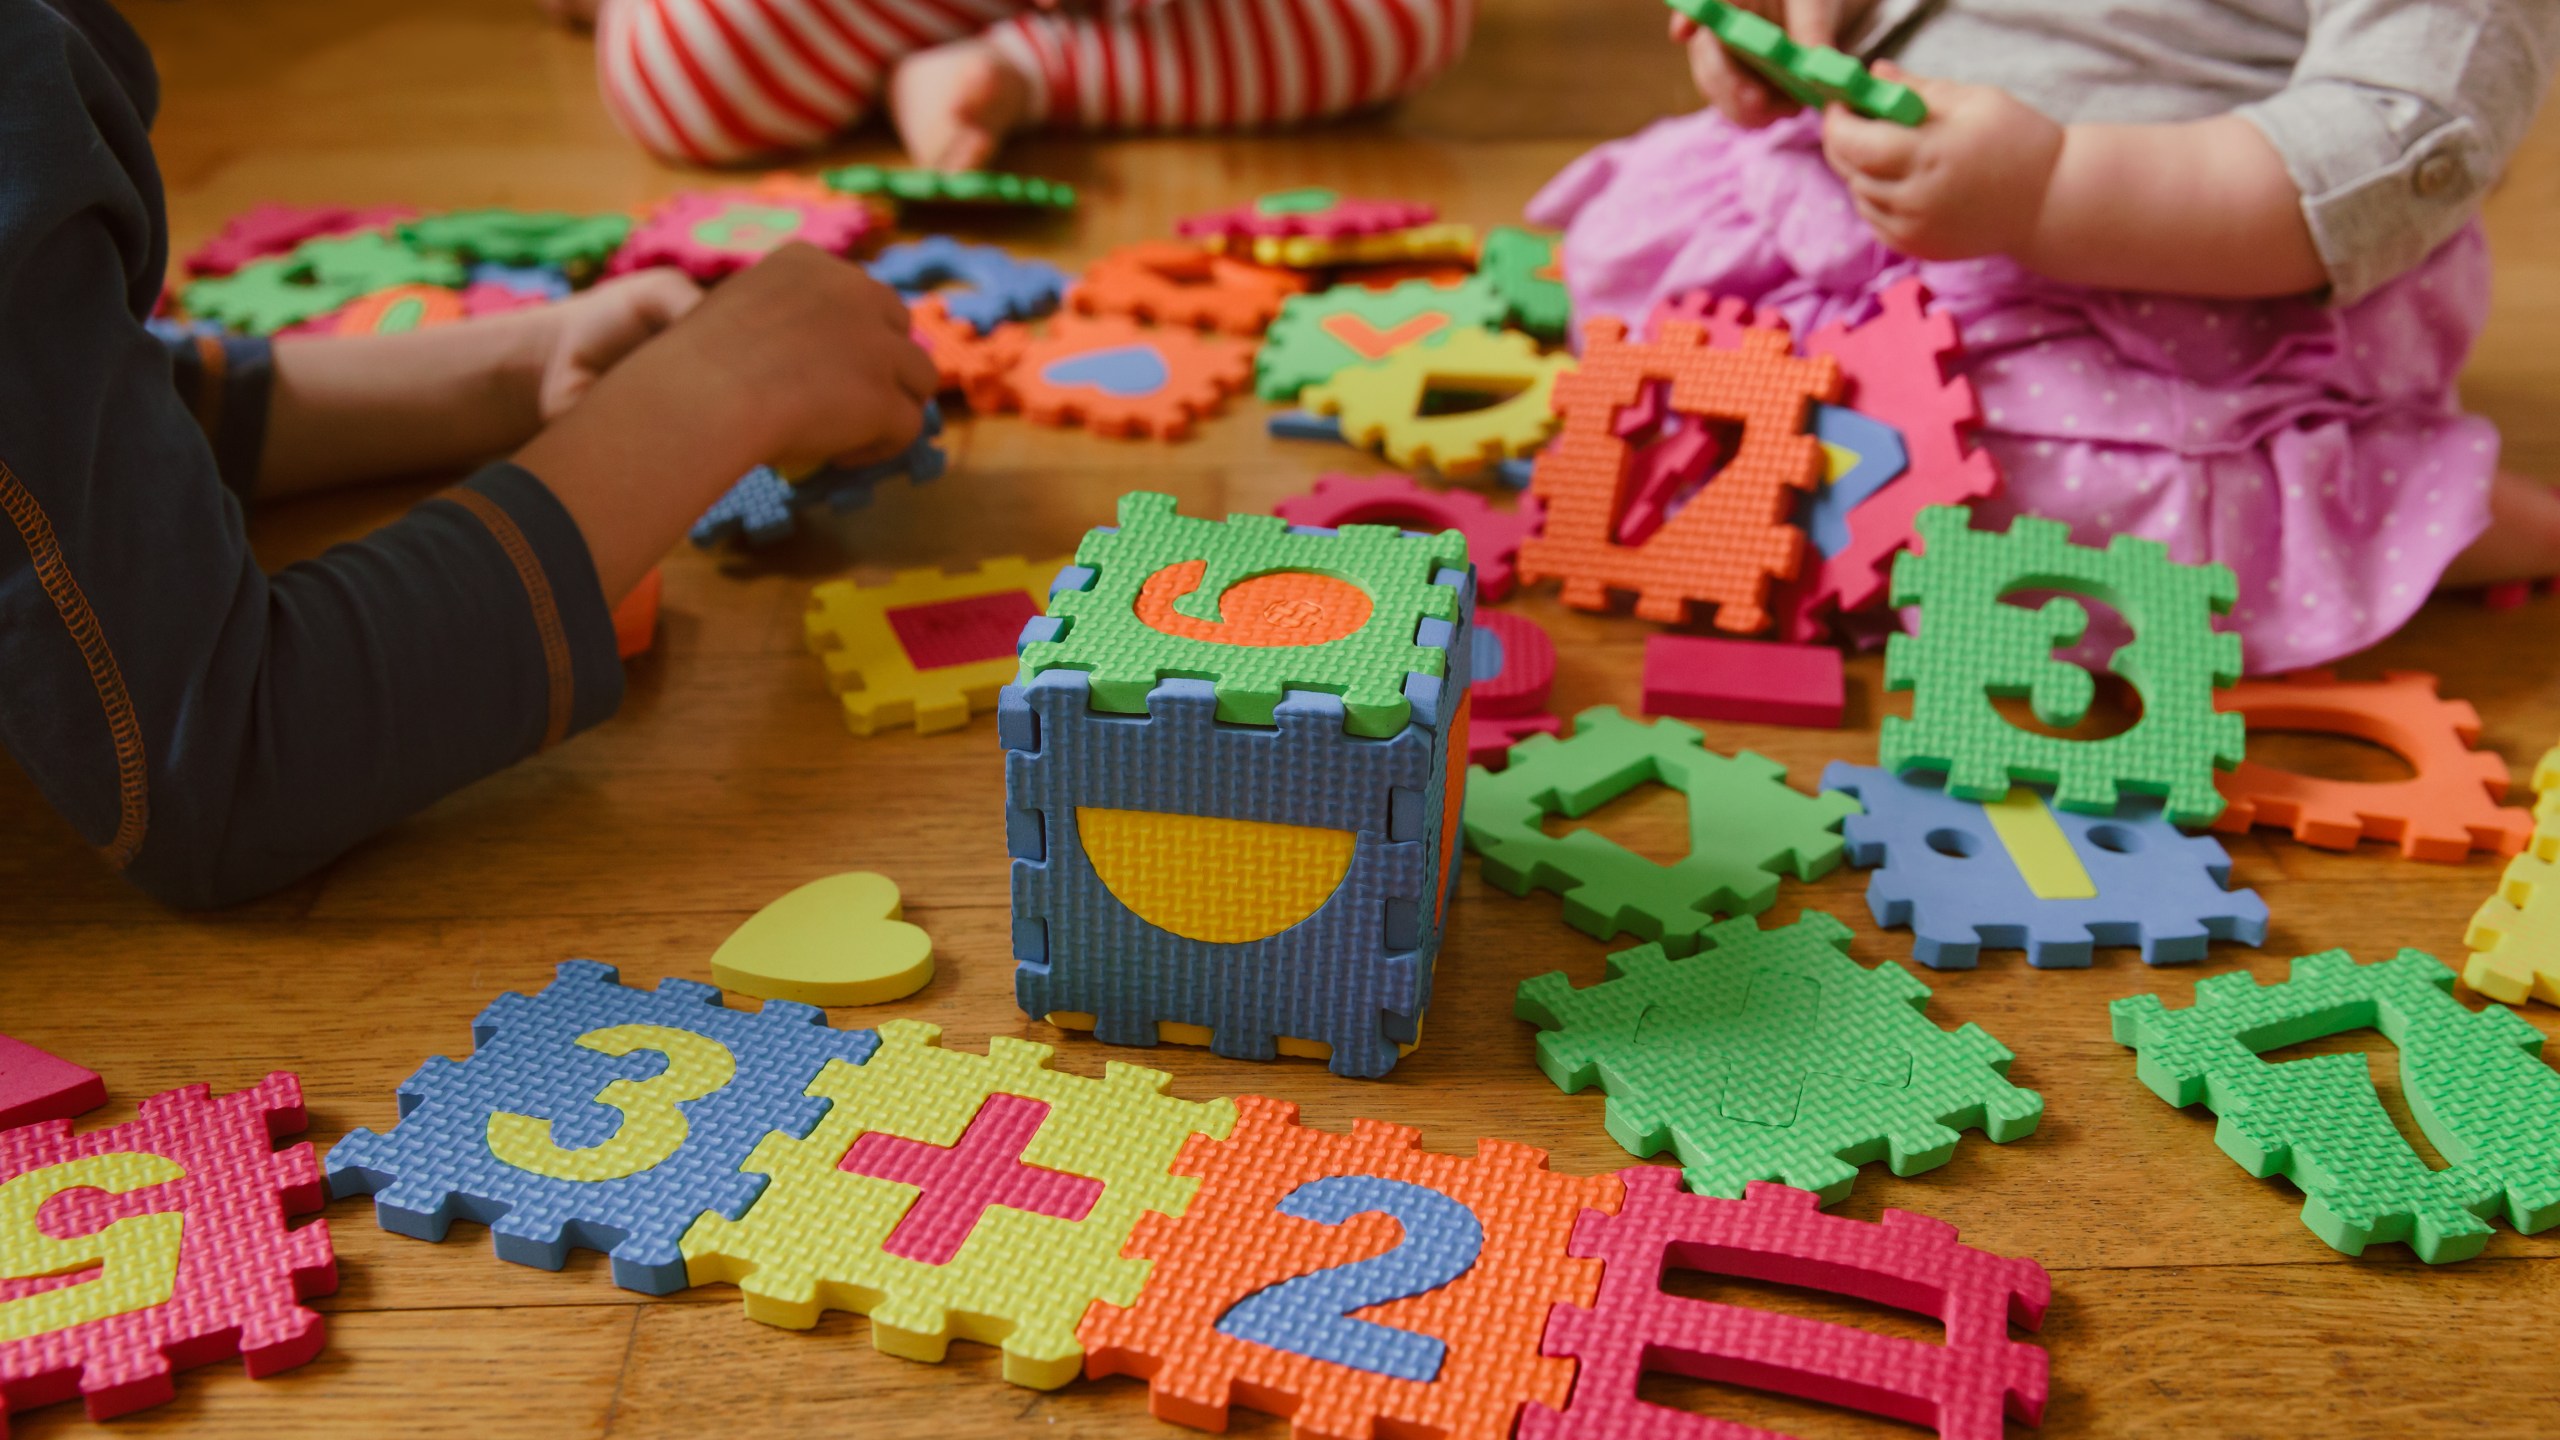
[2212, 670, 2535, 862]
[912, 293, 1029, 411]
[1006, 314, 1250, 440]
[1071, 241, 1310, 335]
[612, 567, 661, 659]
[1519, 317, 1841, 630]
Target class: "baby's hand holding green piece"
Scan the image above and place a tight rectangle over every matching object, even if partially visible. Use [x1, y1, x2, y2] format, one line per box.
[1819, 67, 2064, 263]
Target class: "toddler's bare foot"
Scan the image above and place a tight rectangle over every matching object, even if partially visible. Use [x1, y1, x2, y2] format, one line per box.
[889, 39, 1031, 172]
[2442, 469, 2560, 588]
[540, 0, 604, 27]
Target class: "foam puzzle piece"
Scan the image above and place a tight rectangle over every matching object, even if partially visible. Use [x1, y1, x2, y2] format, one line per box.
[1256, 277, 1507, 400]
[688, 403, 948, 549]
[1176, 188, 1437, 244]
[1803, 402, 1910, 553]
[466, 261, 574, 301]
[1245, 221, 1481, 271]
[1268, 409, 1350, 443]
[911, 293, 1030, 409]
[326, 960, 877, 1294]
[1826, 763, 2268, 969]
[1480, 226, 1569, 340]
[804, 553, 1067, 735]
[1468, 610, 1564, 769]
[1520, 318, 1841, 631]
[1078, 1094, 1621, 1440]
[1007, 314, 1251, 439]
[709, 872, 936, 1006]
[1642, 633, 1845, 728]
[0, 1075, 337, 1429]
[607, 189, 878, 282]
[1662, 0, 1927, 123]
[869, 236, 1069, 334]
[612, 567, 661, 660]
[302, 282, 468, 337]
[1882, 504, 2244, 825]
[822, 164, 1078, 209]
[2464, 833, 2560, 1005]
[1466, 706, 1858, 955]
[1018, 490, 1467, 737]
[681, 1019, 1230, 1389]
[182, 233, 466, 335]
[396, 209, 634, 273]
[2211, 670, 2534, 862]
[1302, 328, 1574, 480]
[2113, 949, 2560, 1263]
[1072, 241, 1311, 335]
[1272, 473, 1543, 602]
[183, 202, 415, 277]
[0, 1034, 106, 1132]
[1523, 1169, 2051, 1440]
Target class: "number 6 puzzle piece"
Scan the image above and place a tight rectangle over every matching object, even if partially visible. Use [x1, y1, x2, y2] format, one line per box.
[325, 961, 876, 1293]
[1300, 328, 1574, 480]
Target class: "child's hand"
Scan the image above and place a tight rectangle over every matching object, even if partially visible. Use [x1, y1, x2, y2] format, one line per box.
[533, 268, 705, 420]
[1672, 0, 1871, 128]
[1820, 67, 2064, 261]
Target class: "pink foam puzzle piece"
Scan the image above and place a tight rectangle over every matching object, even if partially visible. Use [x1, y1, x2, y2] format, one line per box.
[1522, 1169, 2050, 1440]
[839, 1092, 1103, 1266]
[1471, 609, 1568, 769]
[0, 1034, 105, 1132]
[1642, 633, 1846, 728]
[183, 203, 417, 278]
[1273, 473, 1544, 602]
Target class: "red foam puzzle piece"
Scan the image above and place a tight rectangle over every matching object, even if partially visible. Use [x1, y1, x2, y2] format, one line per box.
[885, 589, 1045, 671]
[183, 203, 415, 278]
[0, 1035, 104, 1132]
[839, 1093, 1103, 1266]
[1641, 633, 1846, 728]
[1471, 610, 1565, 769]
[1271, 473, 1544, 602]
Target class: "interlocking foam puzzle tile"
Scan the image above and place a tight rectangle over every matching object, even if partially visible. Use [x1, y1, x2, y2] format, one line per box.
[397, 209, 634, 273]
[1662, 0, 1928, 124]
[1269, 409, 1352, 443]
[710, 872, 936, 1007]
[2464, 835, 2560, 1006]
[1466, 706, 1858, 955]
[467, 261, 574, 301]
[606, 188, 878, 282]
[911, 293, 1030, 410]
[1519, 317, 1841, 631]
[2540, 745, 2560, 819]
[1802, 402, 1911, 554]
[325, 960, 877, 1294]
[1302, 329, 1575, 481]
[2210, 669, 2534, 862]
[1468, 610, 1564, 768]
[1077, 1094, 1621, 1440]
[1522, 1169, 2050, 1440]
[1271, 473, 1542, 602]
[1479, 226, 1569, 341]
[1882, 504, 2244, 825]
[1006, 314, 1251, 439]
[1175, 188, 1437, 244]
[822, 164, 1078, 209]
[0, 1034, 105, 1132]
[181, 233, 466, 335]
[1018, 490, 1467, 736]
[1245, 221, 1481, 271]
[1255, 277, 1506, 401]
[182, 202, 415, 277]
[1641, 633, 1845, 728]
[1825, 763, 2268, 969]
[804, 554, 1068, 735]
[1518, 910, 2043, 1202]
[688, 403, 948, 549]
[0, 1074, 337, 1428]
[2112, 948, 2560, 1263]
[680, 1019, 1230, 1389]
[300, 282, 468, 337]
[868, 236, 1068, 334]
[1071, 241, 1310, 335]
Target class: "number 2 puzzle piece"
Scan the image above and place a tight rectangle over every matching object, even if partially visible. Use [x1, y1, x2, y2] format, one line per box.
[1523, 1169, 2051, 1440]
[0, 1033, 105, 1131]
[1077, 1094, 1621, 1440]
[1176, 187, 1437, 244]
[2211, 670, 2535, 862]
[1467, 610, 1565, 769]
[325, 961, 876, 1294]
[1301, 328, 1574, 480]
[1271, 473, 1542, 602]
[680, 1020, 1231, 1389]
[868, 236, 1068, 334]
[803, 554, 1070, 736]
[1517, 911, 2043, 1203]
[1256, 277, 1506, 401]
[608, 189, 878, 282]
[1072, 240, 1310, 335]
[1662, 0, 1927, 124]
[1825, 763, 2268, 969]
[0, 1075, 337, 1429]
[2465, 835, 2560, 1006]
[1006, 314, 1251, 440]
[1882, 504, 2245, 825]
[2112, 949, 2560, 1263]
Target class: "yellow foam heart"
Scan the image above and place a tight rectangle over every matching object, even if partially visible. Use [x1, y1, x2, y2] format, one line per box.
[710, 872, 934, 1007]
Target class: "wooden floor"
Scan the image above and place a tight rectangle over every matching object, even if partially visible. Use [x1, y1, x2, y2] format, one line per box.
[8, 1, 2560, 1435]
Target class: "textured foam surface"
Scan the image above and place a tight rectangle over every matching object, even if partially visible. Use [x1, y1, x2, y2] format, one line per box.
[1255, 277, 1506, 400]
[1271, 473, 1542, 602]
[868, 236, 1068, 334]
[1072, 241, 1310, 335]
[804, 554, 1066, 735]
[1480, 226, 1570, 340]
[1301, 328, 1574, 479]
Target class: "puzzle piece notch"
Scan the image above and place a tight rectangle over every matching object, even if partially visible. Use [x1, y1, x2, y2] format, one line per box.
[1072, 241, 1311, 335]
[1271, 473, 1542, 602]
[0, 1034, 106, 1131]
[2466, 837, 2560, 1005]
[2111, 948, 2560, 1263]
[869, 236, 1069, 334]
[1641, 633, 1845, 728]
[1007, 314, 1251, 440]
[1522, 1169, 2050, 1440]
[1661, 0, 1928, 123]
[2212, 669, 2534, 862]
[1516, 911, 2044, 1203]
[1301, 328, 1574, 480]
[804, 553, 1068, 735]
[1255, 277, 1507, 401]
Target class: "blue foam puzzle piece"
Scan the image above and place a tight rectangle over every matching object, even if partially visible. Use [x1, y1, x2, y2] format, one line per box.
[1800, 404, 1908, 558]
[1001, 566, 1474, 1079]
[467, 261, 574, 301]
[1821, 762, 2269, 969]
[1040, 344, 1170, 397]
[1266, 409, 1349, 443]
[1213, 1175, 1483, 1380]
[324, 960, 877, 1292]
[689, 402, 947, 549]
[1492, 455, 1536, 490]
[868, 235, 1067, 334]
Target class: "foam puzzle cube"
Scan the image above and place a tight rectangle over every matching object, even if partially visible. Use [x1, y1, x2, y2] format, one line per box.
[1001, 492, 1476, 1078]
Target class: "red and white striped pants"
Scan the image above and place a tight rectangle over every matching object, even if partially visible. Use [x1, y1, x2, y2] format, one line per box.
[596, 0, 1476, 165]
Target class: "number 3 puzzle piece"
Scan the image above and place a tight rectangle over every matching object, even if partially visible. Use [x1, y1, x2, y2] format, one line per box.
[1072, 240, 1311, 335]
[1007, 314, 1250, 440]
[1300, 328, 1573, 480]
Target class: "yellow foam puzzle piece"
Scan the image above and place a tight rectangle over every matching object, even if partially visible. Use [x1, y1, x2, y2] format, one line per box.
[803, 556, 1070, 737]
[710, 871, 935, 1006]
[2464, 826, 2560, 1005]
[1244, 221, 1480, 269]
[2534, 744, 2558, 823]
[1078, 807, 1355, 943]
[1300, 328, 1573, 478]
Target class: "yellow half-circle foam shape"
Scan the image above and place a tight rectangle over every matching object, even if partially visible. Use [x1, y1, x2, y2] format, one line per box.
[1078, 807, 1356, 943]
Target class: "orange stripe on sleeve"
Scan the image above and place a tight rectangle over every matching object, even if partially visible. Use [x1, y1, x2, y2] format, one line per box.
[443, 487, 578, 750]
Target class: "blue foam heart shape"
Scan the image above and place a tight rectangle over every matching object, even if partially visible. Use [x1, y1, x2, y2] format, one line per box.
[1041, 344, 1169, 397]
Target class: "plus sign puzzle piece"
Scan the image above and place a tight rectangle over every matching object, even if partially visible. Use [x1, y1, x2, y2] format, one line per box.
[1522, 1169, 2050, 1440]
[803, 554, 1070, 736]
[326, 960, 876, 1294]
[1072, 241, 1310, 335]
[680, 1019, 1232, 1389]
[0, 1034, 105, 1131]
[2112, 948, 2560, 1262]
[1468, 610, 1564, 769]
[1007, 314, 1251, 439]
[0, 1074, 337, 1430]
[1271, 473, 1542, 602]
[1256, 277, 1507, 401]
[1077, 1094, 1622, 1440]
[869, 236, 1068, 334]
[1301, 328, 1575, 480]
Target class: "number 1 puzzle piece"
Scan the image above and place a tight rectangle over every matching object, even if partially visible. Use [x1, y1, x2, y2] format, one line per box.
[1300, 328, 1573, 479]
[1662, 0, 1927, 124]
[0, 1034, 105, 1131]
[803, 554, 1070, 735]
[1007, 314, 1251, 439]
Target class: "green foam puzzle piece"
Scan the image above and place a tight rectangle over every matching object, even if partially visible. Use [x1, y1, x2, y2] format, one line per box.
[1662, 0, 1927, 125]
[1517, 910, 2043, 1203]
[1254, 276, 1506, 401]
[398, 210, 635, 270]
[181, 232, 465, 335]
[1881, 505, 2244, 826]
[1464, 706, 1860, 954]
[822, 165, 1077, 210]
[2111, 949, 2560, 1264]
[1479, 226, 1570, 341]
[1018, 490, 1467, 737]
